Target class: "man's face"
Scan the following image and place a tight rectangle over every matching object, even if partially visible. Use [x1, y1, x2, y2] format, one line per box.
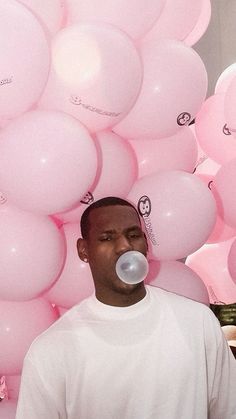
[78, 205, 148, 295]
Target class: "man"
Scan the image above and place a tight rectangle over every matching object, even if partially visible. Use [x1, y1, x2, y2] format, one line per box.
[16, 197, 236, 419]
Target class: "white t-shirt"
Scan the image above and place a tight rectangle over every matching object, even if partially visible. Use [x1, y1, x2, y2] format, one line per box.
[16, 286, 236, 419]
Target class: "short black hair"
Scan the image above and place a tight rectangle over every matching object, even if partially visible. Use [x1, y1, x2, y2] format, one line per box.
[80, 196, 140, 239]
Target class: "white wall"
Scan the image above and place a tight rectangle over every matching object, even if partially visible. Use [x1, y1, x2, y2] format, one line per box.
[194, 0, 236, 96]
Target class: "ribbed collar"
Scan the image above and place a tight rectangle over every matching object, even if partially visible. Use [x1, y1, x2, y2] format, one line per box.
[86, 286, 152, 320]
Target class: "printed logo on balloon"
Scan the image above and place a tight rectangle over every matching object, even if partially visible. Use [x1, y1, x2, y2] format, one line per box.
[0, 77, 13, 87]
[137, 195, 157, 246]
[208, 180, 213, 190]
[222, 124, 232, 136]
[70, 95, 122, 118]
[177, 112, 191, 126]
[80, 192, 94, 205]
[0, 192, 7, 205]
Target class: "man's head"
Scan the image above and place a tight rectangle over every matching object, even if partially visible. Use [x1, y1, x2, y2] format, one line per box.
[77, 197, 148, 304]
[80, 196, 141, 239]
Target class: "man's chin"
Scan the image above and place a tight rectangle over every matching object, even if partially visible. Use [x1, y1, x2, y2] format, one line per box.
[113, 278, 143, 294]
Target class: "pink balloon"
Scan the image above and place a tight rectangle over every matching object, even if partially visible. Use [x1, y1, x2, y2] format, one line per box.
[190, 124, 209, 171]
[195, 174, 236, 244]
[215, 63, 236, 95]
[51, 215, 64, 229]
[128, 170, 217, 260]
[184, 0, 211, 46]
[18, 0, 64, 36]
[39, 23, 142, 132]
[91, 130, 138, 199]
[0, 400, 17, 419]
[54, 203, 85, 227]
[143, 0, 203, 43]
[193, 157, 223, 242]
[193, 156, 221, 177]
[213, 158, 236, 229]
[66, 0, 165, 40]
[46, 223, 94, 309]
[224, 75, 236, 132]
[0, 203, 65, 301]
[0, 118, 12, 129]
[0, 0, 50, 119]
[55, 130, 138, 223]
[227, 238, 236, 283]
[195, 94, 236, 165]
[207, 215, 236, 244]
[129, 126, 198, 178]
[0, 298, 58, 374]
[57, 306, 69, 316]
[186, 239, 236, 305]
[0, 110, 98, 215]
[114, 39, 207, 139]
[146, 259, 210, 305]
[5, 375, 21, 400]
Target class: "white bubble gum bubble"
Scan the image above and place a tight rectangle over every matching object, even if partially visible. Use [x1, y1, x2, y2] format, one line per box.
[116, 251, 149, 284]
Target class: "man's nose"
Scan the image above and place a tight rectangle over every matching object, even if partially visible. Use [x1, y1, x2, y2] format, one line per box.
[115, 235, 132, 255]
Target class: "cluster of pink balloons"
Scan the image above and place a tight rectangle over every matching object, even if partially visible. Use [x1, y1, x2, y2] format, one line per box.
[2, 1, 234, 414]
[188, 61, 236, 305]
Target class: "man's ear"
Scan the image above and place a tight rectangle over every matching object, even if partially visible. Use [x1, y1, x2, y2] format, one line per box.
[77, 238, 89, 263]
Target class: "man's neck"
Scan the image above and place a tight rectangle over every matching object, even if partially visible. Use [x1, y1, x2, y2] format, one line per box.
[95, 284, 147, 307]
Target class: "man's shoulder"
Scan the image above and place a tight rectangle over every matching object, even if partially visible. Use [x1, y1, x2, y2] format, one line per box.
[147, 284, 217, 322]
[147, 285, 223, 346]
[25, 296, 94, 360]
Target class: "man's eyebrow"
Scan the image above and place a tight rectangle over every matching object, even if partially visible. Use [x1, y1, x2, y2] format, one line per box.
[98, 226, 142, 235]
[99, 229, 116, 235]
[125, 225, 142, 233]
